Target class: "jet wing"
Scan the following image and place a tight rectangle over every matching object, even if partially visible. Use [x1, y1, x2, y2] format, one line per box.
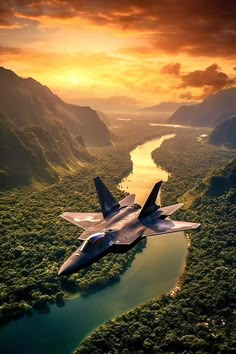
[159, 203, 183, 216]
[142, 219, 200, 236]
[60, 212, 103, 229]
[119, 194, 135, 207]
[115, 231, 142, 245]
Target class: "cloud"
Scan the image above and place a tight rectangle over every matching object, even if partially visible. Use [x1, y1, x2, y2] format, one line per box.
[179, 64, 236, 98]
[160, 63, 181, 76]
[179, 91, 193, 101]
[180, 64, 235, 88]
[117, 47, 154, 57]
[0, 46, 22, 55]
[0, 1, 15, 27]
[2, 1, 236, 56]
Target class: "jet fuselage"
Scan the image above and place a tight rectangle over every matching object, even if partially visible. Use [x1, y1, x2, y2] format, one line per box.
[58, 204, 143, 275]
[58, 177, 200, 276]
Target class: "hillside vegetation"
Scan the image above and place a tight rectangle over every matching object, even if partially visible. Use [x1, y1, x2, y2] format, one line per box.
[0, 67, 111, 187]
[0, 122, 171, 324]
[0, 67, 111, 147]
[209, 116, 236, 148]
[0, 113, 91, 187]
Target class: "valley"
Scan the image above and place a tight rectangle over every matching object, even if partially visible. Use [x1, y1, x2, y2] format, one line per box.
[1, 3, 236, 353]
[76, 125, 236, 354]
[0, 119, 235, 354]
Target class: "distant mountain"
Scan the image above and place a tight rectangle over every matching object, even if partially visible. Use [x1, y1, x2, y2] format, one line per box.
[0, 67, 112, 187]
[141, 101, 197, 113]
[0, 67, 111, 146]
[209, 116, 236, 148]
[169, 88, 236, 127]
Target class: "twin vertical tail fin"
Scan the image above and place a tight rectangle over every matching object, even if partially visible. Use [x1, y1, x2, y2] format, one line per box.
[138, 181, 162, 219]
[94, 177, 162, 219]
[94, 176, 120, 218]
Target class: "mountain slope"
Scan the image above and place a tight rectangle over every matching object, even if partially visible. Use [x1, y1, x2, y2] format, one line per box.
[0, 113, 91, 187]
[0, 67, 111, 146]
[180, 156, 236, 210]
[209, 116, 236, 148]
[0, 67, 113, 187]
[188, 156, 236, 199]
[169, 88, 236, 127]
[0, 116, 34, 186]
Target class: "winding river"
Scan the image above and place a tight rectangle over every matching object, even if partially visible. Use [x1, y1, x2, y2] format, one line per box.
[0, 134, 187, 354]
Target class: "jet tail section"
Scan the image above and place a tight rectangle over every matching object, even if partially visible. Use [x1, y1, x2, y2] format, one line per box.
[138, 181, 162, 219]
[94, 176, 120, 218]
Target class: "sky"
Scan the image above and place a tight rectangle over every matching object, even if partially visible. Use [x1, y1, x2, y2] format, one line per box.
[0, 0, 236, 111]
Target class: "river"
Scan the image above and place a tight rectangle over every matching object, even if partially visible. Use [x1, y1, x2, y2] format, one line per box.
[0, 134, 187, 354]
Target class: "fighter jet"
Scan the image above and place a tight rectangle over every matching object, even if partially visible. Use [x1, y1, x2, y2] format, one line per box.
[58, 177, 200, 276]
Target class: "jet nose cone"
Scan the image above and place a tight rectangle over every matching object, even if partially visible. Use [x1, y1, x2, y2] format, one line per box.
[58, 264, 67, 276]
[58, 252, 84, 276]
[58, 258, 76, 276]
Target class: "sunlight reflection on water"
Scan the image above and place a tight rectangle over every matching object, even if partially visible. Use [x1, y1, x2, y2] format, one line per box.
[119, 134, 175, 204]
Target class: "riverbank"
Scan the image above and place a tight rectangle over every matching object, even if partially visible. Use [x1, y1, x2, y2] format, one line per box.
[169, 232, 192, 298]
[0, 132, 188, 354]
[75, 127, 235, 354]
[1, 122, 172, 325]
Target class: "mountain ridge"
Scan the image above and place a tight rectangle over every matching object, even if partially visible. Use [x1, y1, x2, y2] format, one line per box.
[169, 88, 236, 127]
[0, 67, 113, 187]
[0, 67, 111, 146]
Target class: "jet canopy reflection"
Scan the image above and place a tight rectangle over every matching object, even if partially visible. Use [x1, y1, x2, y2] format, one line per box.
[80, 232, 105, 252]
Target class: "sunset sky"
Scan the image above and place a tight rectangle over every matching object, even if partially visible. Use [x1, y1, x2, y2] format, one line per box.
[1, 1, 236, 111]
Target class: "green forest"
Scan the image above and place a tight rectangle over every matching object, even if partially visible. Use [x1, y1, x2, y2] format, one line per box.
[75, 128, 236, 353]
[0, 121, 177, 324]
[0, 122, 235, 354]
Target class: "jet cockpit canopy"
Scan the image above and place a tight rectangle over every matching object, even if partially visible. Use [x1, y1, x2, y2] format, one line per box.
[80, 232, 105, 252]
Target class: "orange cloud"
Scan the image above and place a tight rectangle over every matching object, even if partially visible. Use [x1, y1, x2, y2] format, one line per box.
[179, 91, 193, 101]
[160, 63, 181, 76]
[179, 64, 236, 98]
[0, 46, 22, 55]
[180, 64, 235, 88]
[1, 2, 236, 107]
[2, 1, 236, 57]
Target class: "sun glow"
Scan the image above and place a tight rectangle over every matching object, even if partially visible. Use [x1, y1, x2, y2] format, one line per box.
[68, 76, 81, 87]
[1, 1, 235, 110]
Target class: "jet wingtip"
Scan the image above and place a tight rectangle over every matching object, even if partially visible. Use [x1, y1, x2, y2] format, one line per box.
[189, 223, 201, 230]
